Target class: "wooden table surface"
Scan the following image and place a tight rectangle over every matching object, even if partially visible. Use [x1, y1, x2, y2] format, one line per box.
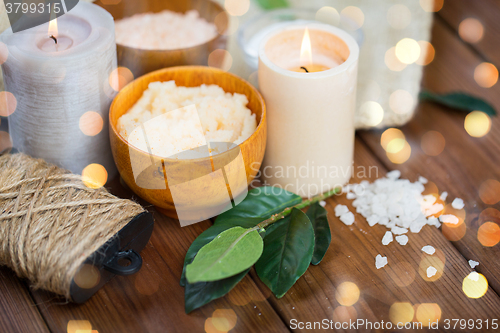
[2, 1, 500, 332]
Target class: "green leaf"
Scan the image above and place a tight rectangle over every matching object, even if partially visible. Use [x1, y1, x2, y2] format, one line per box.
[255, 208, 314, 298]
[186, 227, 264, 283]
[215, 186, 302, 225]
[306, 202, 331, 265]
[419, 90, 497, 116]
[185, 269, 249, 313]
[254, 0, 289, 10]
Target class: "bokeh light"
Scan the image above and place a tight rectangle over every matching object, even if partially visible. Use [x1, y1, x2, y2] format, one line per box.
[316, 6, 340, 26]
[359, 101, 384, 126]
[0, 131, 13, 153]
[477, 222, 500, 247]
[389, 89, 414, 114]
[387, 140, 411, 164]
[135, 270, 160, 296]
[332, 306, 357, 322]
[79, 111, 103, 137]
[419, 251, 445, 282]
[441, 204, 466, 241]
[479, 179, 500, 205]
[212, 309, 237, 331]
[67, 320, 92, 333]
[416, 41, 435, 66]
[74, 264, 100, 289]
[463, 272, 488, 299]
[421, 131, 446, 156]
[386, 138, 406, 154]
[340, 6, 364, 30]
[416, 303, 442, 326]
[464, 111, 491, 137]
[389, 302, 414, 325]
[0, 42, 8, 65]
[205, 317, 226, 333]
[224, 0, 249, 16]
[385, 47, 407, 71]
[395, 38, 421, 64]
[459, 18, 484, 43]
[214, 12, 238, 36]
[82, 163, 108, 189]
[387, 261, 416, 287]
[381, 128, 405, 150]
[109, 67, 134, 92]
[420, 0, 444, 12]
[208, 49, 232, 72]
[0, 91, 17, 117]
[474, 62, 498, 88]
[479, 208, 500, 225]
[387, 4, 411, 30]
[335, 281, 360, 306]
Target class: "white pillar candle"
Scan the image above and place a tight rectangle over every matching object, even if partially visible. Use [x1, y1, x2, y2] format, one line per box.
[0, 2, 117, 176]
[258, 23, 359, 197]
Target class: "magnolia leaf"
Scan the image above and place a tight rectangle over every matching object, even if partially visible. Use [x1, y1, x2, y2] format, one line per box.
[254, 0, 289, 10]
[419, 90, 497, 116]
[255, 208, 314, 298]
[306, 202, 331, 265]
[186, 227, 263, 283]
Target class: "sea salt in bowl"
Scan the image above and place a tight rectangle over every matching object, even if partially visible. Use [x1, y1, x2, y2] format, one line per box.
[109, 66, 266, 221]
[95, 0, 228, 78]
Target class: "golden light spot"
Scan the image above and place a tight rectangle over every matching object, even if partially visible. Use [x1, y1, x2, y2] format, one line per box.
[479, 208, 500, 224]
[0, 42, 8, 65]
[335, 281, 360, 306]
[387, 140, 411, 164]
[361, 79, 381, 102]
[205, 318, 226, 333]
[386, 138, 406, 154]
[395, 38, 421, 64]
[359, 101, 384, 126]
[389, 302, 414, 325]
[214, 12, 237, 36]
[224, 0, 249, 16]
[0, 91, 17, 117]
[420, 0, 443, 12]
[67, 320, 92, 333]
[419, 251, 445, 282]
[340, 6, 364, 30]
[387, 261, 416, 287]
[389, 89, 414, 115]
[79, 111, 103, 137]
[385, 47, 407, 71]
[459, 18, 484, 43]
[212, 309, 237, 331]
[134, 270, 160, 296]
[463, 272, 488, 299]
[479, 179, 500, 205]
[474, 62, 498, 88]
[74, 264, 100, 289]
[416, 303, 442, 326]
[421, 131, 445, 156]
[422, 182, 439, 196]
[109, 67, 134, 92]
[387, 4, 411, 30]
[315, 6, 340, 26]
[441, 204, 466, 241]
[208, 49, 232, 72]
[381, 128, 405, 150]
[416, 41, 435, 66]
[332, 306, 357, 322]
[477, 222, 500, 247]
[464, 111, 491, 137]
[0, 131, 13, 153]
[82, 163, 108, 189]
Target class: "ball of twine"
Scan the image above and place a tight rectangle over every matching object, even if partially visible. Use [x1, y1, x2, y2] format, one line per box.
[0, 153, 145, 298]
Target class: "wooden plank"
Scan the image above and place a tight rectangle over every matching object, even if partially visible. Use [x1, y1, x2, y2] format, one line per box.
[28, 179, 289, 333]
[247, 138, 500, 333]
[359, 19, 500, 296]
[439, 0, 500, 66]
[0, 268, 49, 333]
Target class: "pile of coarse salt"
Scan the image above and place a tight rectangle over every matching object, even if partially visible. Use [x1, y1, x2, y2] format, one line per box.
[335, 170, 466, 271]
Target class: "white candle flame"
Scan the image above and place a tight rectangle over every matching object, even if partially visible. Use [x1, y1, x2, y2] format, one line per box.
[300, 28, 313, 67]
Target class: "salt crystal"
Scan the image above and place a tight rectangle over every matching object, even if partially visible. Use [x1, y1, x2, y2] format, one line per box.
[346, 192, 356, 199]
[439, 214, 459, 225]
[427, 217, 441, 228]
[440, 191, 448, 201]
[386, 170, 401, 179]
[452, 198, 465, 209]
[375, 254, 388, 269]
[469, 260, 479, 269]
[367, 215, 380, 227]
[395, 235, 408, 245]
[410, 220, 426, 233]
[422, 245, 435, 255]
[319, 200, 327, 207]
[391, 226, 408, 235]
[423, 203, 444, 217]
[419, 176, 428, 184]
[382, 231, 393, 245]
[427, 266, 437, 278]
[340, 212, 355, 225]
[335, 204, 349, 217]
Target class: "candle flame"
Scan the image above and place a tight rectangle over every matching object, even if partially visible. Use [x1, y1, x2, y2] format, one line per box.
[48, 17, 58, 38]
[300, 28, 313, 67]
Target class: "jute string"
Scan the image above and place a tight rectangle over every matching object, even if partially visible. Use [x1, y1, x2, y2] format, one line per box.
[0, 153, 145, 298]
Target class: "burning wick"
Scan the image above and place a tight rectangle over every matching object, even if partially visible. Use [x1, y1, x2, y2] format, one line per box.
[300, 66, 309, 73]
[49, 35, 58, 44]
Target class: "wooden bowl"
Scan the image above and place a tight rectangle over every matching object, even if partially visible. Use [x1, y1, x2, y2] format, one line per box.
[109, 66, 267, 220]
[95, 0, 228, 78]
